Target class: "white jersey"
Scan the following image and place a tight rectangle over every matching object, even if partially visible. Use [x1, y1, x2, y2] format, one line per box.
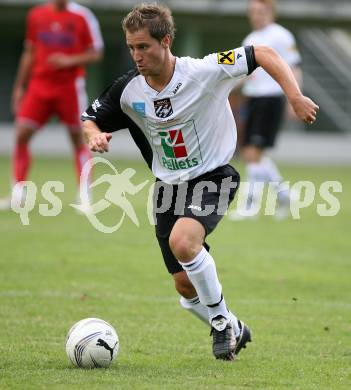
[242, 23, 301, 97]
[82, 46, 256, 184]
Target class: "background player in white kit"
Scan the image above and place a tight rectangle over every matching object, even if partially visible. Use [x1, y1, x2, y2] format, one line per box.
[229, 0, 303, 220]
[82, 4, 318, 361]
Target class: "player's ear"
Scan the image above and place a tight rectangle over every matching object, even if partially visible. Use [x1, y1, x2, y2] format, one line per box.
[161, 34, 171, 48]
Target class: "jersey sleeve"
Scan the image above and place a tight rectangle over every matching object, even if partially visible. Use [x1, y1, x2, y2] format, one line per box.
[81, 80, 130, 133]
[81, 71, 153, 169]
[83, 12, 104, 50]
[79, 8, 104, 51]
[201, 46, 257, 81]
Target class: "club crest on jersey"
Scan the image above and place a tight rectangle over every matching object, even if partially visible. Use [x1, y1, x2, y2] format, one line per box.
[154, 98, 173, 118]
[217, 50, 235, 65]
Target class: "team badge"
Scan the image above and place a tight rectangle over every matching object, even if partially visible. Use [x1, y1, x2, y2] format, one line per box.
[154, 98, 173, 118]
[217, 50, 235, 65]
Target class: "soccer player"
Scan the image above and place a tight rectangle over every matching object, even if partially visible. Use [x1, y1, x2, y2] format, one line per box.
[82, 4, 318, 360]
[0, 0, 103, 210]
[229, 0, 303, 220]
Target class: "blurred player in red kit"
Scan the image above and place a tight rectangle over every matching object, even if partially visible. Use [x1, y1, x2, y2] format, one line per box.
[0, 0, 103, 210]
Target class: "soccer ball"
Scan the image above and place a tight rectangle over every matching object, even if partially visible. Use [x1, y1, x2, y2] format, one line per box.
[65, 318, 119, 368]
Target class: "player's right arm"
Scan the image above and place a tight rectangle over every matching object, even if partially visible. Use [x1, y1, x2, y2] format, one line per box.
[81, 71, 139, 152]
[81, 79, 128, 154]
[11, 42, 34, 114]
[82, 70, 153, 168]
[82, 119, 112, 153]
[254, 45, 318, 124]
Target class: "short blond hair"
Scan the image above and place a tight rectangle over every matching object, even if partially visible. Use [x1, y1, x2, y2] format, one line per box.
[122, 3, 175, 42]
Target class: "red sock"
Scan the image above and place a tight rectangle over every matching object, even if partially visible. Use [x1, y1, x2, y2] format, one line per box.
[74, 144, 92, 186]
[13, 143, 31, 183]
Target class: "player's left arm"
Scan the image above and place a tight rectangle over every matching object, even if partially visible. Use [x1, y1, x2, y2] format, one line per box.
[291, 65, 302, 87]
[254, 45, 318, 124]
[285, 65, 303, 120]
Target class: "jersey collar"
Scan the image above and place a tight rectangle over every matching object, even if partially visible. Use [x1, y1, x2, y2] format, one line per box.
[142, 57, 179, 98]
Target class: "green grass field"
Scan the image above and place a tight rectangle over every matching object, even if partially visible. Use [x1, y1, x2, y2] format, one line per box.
[0, 157, 350, 389]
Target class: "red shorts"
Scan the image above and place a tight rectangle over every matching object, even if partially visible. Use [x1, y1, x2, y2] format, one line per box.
[16, 76, 87, 131]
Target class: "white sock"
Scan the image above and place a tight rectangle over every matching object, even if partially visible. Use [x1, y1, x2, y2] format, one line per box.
[178, 247, 239, 331]
[179, 296, 209, 325]
[235, 181, 264, 216]
[246, 161, 267, 204]
[261, 157, 290, 203]
[261, 156, 282, 182]
[180, 295, 240, 336]
[247, 160, 269, 182]
[11, 182, 27, 205]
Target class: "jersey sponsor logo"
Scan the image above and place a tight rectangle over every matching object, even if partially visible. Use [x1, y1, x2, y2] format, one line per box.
[158, 128, 199, 170]
[217, 50, 235, 65]
[132, 102, 146, 117]
[38, 31, 75, 46]
[159, 129, 187, 158]
[154, 98, 173, 118]
[236, 53, 243, 60]
[147, 120, 203, 171]
[161, 156, 199, 171]
[172, 82, 182, 95]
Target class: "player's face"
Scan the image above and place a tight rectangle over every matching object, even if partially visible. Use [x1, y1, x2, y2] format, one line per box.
[53, 0, 68, 8]
[126, 28, 171, 77]
[248, 1, 273, 30]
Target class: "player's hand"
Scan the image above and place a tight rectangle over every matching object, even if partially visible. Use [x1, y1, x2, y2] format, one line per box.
[47, 53, 74, 69]
[289, 95, 319, 125]
[88, 132, 112, 153]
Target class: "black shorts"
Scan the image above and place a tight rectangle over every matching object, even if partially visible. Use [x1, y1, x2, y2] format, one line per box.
[243, 96, 285, 148]
[154, 164, 240, 274]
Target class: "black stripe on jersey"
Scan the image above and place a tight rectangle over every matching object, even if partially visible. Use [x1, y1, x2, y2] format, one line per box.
[83, 68, 139, 132]
[82, 68, 153, 169]
[244, 46, 258, 75]
[127, 118, 153, 169]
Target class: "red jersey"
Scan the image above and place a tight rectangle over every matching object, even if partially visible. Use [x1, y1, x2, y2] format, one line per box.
[25, 1, 103, 84]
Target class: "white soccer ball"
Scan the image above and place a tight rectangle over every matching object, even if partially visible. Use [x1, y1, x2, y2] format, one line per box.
[65, 318, 119, 368]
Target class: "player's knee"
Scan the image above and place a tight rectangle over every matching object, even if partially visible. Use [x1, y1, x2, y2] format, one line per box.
[169, 233, 201, 262]
[16, 127, 34, 144]
[242, 146, 262, 163]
